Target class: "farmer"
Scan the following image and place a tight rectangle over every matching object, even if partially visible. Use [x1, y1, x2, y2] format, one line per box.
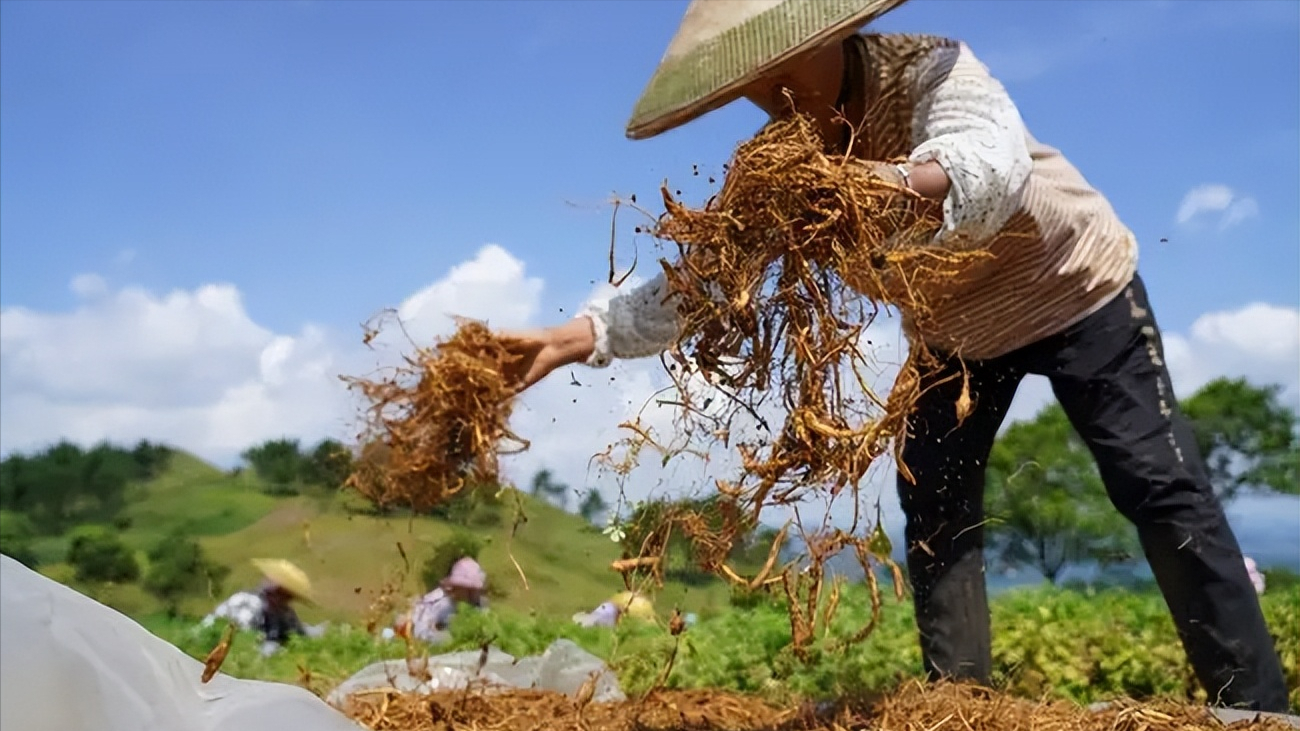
[572, 591, 657, 628]
[492, 0, 1288, 712]
[388, 556, 489, 643]
[202, 558, 321, 656]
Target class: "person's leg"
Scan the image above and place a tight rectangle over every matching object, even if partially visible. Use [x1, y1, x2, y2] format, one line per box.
[1042, 275, 1288, 711]
[897, 352, 1023, 682]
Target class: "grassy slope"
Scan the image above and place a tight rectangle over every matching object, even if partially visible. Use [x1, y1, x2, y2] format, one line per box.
[37, 450, 733, 623]
[199, 490, 734, 624]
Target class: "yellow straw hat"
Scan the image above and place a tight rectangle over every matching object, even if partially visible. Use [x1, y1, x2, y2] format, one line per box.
[610, 591, 656, 622]
[251, 558, 315, 604]
[626, 0, 911, 140]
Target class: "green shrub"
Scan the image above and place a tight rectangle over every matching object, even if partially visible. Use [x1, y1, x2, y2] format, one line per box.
[66, 525, 139, 583]
[0, 510, 40, 569]
[421, 531, 485, 591]
[143, 530, 231, 615]
[137, 583, 1299, 713]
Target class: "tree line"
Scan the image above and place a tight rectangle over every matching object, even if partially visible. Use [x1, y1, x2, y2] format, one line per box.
[985, 377, 1298, 583]
[0, 375, 1293, 598]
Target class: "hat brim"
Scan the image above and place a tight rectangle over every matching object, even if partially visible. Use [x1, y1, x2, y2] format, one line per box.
[626, 0, 911, 140]
[252, 558, 316, 604]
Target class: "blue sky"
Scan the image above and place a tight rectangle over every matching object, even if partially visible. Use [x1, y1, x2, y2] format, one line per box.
[1, 1, 1297, 565]
[3, 0, 1297, 328]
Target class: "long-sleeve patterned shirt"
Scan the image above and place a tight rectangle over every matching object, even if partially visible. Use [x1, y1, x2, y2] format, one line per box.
[579, 33, 1137, 364]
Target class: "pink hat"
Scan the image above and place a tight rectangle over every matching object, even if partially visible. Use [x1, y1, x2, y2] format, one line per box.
[444, 557, 486, 591]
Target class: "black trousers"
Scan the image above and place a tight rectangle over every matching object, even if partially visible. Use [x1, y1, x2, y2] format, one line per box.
[896, 274, 1288, 711]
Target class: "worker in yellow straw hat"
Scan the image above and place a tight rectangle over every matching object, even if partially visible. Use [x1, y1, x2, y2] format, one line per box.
[572, 591, 655, 628]
[248, 558, 320, 655]
[491, 0, 1288, 712]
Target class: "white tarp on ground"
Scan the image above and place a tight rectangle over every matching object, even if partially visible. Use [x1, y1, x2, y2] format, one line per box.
[325, 639, 626, 709]
[0, 555, 363, 731]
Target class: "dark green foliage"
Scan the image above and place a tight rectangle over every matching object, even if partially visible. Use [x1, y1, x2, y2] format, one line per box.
[420, 531, 485, 592]
[0, 439, 171, 534]
[0, 510, 40, 568]
[578, 488, 608, 525]
[1180, 377, 1299, 497]
[143, 530, 231, 615]
[241, 437, 357, 495]
[66, 525, 140, 583]
[529, 469, 568, 510]
[985, 404, 1136, 584]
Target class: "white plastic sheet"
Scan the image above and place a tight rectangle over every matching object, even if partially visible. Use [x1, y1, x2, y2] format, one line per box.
[326, 639, 625, 708]
[0, 555, 362, 731]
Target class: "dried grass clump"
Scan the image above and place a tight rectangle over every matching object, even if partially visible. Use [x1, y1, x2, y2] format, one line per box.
[603, 112, 989, 651]
[650, 112, 983, 505]
[341, 317, 527, 513]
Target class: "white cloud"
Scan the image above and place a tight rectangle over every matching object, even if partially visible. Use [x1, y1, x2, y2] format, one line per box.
[1164, 303, 1300, 407]
[393, 244, 542, 344]
[69, 273, 109, 299]
[0, 280, 351, 462]
[1176, 184, 1260, 231]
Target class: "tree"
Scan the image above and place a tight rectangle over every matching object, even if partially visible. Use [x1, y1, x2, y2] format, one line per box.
[529, 469, 568, 510]
[0, 440, 169, 535]
[578, 488, 608, 525]
[1180, 377, 1299, 498]
[129, 440, 173, 478]
[66, 526, 140, 584]
[985, 404, 1136, 584]
[143, 530, 230, 615]
[302, 439, 354, 489]
[241, 438, 306, 494]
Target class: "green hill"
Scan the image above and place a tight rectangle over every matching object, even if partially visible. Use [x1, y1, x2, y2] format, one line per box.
[28, 449, 734, 625]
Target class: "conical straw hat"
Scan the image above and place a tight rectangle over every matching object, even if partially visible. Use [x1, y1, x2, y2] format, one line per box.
[626, 0, 911, 140]
[609, 591, 656, 622]
[251, 558, 315, 604]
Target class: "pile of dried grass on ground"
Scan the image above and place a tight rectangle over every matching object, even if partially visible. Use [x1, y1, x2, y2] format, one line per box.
[335, 682, 1295, 731]
[340, 317, 527, 513]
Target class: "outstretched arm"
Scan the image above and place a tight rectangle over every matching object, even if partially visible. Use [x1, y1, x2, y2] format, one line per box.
[499, 270, 682, 390]
[576, 270, 682, 368]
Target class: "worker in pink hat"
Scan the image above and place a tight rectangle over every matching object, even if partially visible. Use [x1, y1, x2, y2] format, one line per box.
[491, 0, 1287, 713]
[391, 557, 489, 643]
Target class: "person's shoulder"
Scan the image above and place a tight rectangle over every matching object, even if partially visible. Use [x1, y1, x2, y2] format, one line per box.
[419, 588, 450, 603]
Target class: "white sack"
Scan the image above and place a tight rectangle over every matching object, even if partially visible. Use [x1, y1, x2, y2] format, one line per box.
[0, 555, 362, 731]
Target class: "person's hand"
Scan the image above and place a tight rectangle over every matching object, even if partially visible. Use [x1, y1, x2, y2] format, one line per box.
[497, 317, 597, 392]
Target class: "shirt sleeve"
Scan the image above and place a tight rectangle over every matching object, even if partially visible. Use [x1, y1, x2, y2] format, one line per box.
[577, 270, 683, 368]
[907, 42, 1033, 242]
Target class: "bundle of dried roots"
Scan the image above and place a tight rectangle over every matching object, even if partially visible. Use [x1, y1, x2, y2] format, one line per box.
[652, 112, 981, 509]
[341, 317, 527, 512]
[606, 112, 989, 650]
